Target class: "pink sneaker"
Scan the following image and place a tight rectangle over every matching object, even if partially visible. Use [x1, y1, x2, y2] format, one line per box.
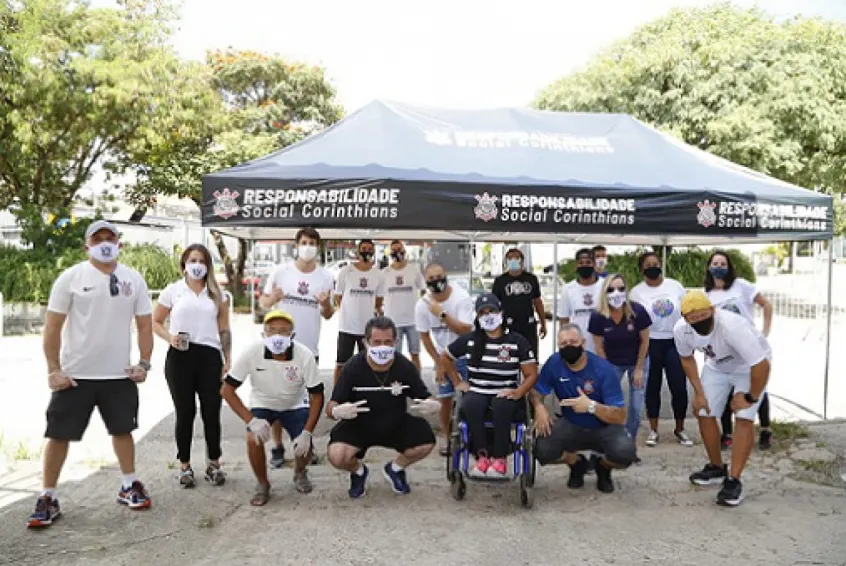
[488, 458, 508, 478]
[472, 456, 491, 476]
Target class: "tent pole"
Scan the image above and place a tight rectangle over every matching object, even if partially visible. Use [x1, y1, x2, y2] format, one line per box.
[823, 238, 834, 420]
[661, 242, 668, 272]
[552, 239, 559, 341]
[250, 239, 256, 319]
[468, 236, 475, 291]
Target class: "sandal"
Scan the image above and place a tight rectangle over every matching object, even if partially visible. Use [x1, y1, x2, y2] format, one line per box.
[250, 484, 270, 507]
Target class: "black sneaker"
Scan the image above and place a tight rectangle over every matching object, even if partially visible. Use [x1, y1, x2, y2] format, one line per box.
[567, 455, 590, 489]
[595, 463, 615, 493]
[716, 477, 744, 507]
[270, 445, 285, 469]
[26, 495, 61, 528]
[689, 463, 727, 486]
[759, 430, 772, 450]
[348, 464, 369, 499]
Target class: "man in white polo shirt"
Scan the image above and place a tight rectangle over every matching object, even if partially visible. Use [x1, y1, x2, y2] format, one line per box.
[260, 227, 334, 467]
[28, 220, 154, 529]
[382, 240, 425, 370]
[221, 310, 324, 505]
[674, 290, 771, 507]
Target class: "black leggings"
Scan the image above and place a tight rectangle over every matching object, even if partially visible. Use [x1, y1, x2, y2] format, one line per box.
[721, 391, 770, 436]
[460, 391, 522, 459]
[645, 338, 688, 421]
[165, 344, 223, 463]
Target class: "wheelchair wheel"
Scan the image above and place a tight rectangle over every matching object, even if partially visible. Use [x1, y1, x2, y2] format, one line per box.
[519, 475, 534, 509]
[521, 427, 536, 487]
[445, 430, 460, 481]
[450, 471, 466, 501]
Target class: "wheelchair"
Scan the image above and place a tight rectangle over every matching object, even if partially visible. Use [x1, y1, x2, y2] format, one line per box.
[445, 392, 537, 508]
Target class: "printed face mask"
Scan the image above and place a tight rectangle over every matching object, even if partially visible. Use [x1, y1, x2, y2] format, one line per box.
[559, 345, 583, 365]
[576, 265, 595, 279]
[298, 245, 318, 261]
[185, 263, 207, 280]
[367, 345, 395, 365]
[391, 251, 405, 262]
[595, 258, 607, 271]
[709, 266, 728, 280]
[643, 266, 662, 280]
[607, 290, 627, 309]
[265, 334, 291, 354]
[427, 277, 447, 293]
[478, 312, 503, 332]
[359, 251, 373, 262]
[88, 242, 119, 263]
[506, 258, 522, 271]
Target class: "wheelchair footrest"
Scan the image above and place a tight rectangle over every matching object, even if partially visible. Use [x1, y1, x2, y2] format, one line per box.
[464, 473, 515, 483]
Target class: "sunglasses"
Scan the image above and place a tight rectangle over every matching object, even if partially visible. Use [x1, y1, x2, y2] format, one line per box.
[109, 273, 120, 297]
[606, 286, 626, 294]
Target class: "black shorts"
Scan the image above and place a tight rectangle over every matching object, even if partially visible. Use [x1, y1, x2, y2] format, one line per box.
[328, 414, 435, 459]
[45, 379, 139, 441]
[336, 332, 365, 364]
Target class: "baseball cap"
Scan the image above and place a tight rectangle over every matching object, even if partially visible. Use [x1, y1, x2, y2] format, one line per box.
[680, 290, 713, 315]
[263, 309, 295, 326]
[475, 293, 501, 313]
[84, 220, 119, 240]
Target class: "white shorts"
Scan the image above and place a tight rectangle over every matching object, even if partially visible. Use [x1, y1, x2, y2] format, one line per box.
[701, 365, 765, 421]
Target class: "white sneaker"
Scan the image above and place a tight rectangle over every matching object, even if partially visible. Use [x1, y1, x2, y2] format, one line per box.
[646, 430, 659, 447]
[675, 430, 694, 447]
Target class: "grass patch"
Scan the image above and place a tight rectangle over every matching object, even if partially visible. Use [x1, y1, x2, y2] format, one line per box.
[769, 421, 810, 451]
[197, 515, 217, 529]
[792, 456, 844, 488]
[12, 441, 42, 462]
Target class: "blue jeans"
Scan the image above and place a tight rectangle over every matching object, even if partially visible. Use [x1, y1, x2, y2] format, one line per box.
[612, 359, 649, 440]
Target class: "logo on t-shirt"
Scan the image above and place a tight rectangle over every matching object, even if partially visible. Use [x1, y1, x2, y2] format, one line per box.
[505, 281, 532, 296]
[702, 345, 716, 359]
[497, 345, 511, 362]
[118, 281, 133, 296]
[583, 292, 594, 307]
[359, 278, 368, 289]
[285, 366, 299, 382]
[297, 281, 310, 295]
[583, 379, 595, 395]
[651, 297, 675, 318]
[720, 302, 742, 315]
[396, 275, 404, 286]
[390, 381, 404, 396]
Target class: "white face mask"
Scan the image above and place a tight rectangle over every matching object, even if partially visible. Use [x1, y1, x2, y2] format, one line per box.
[608, 290, 627, 309]
[595, 258, 607, 271]
[185, 263, 207, 280]
[367, 345, 395, 365]
[479, 312, 503, 332]
[88, 241, 119, 263]
[264, 335, 291, 355]
[298, 245, 318, 261]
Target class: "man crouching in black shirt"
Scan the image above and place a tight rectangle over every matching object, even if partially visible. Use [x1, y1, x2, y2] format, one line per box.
[327, 316, 439, 498]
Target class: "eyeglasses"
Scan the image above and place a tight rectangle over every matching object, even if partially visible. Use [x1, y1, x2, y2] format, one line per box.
[109, 273, 120, 297]
[606, 286, 626, 293]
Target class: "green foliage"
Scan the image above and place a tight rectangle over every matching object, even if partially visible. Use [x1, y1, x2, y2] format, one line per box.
[557, 247, 755, 288]
[119, 244, 180, 290]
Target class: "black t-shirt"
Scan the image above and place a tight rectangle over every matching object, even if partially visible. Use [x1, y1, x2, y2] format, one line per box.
[492, 272, 541, 328]
[331, 352, 430, 428]
[447, 330, 535, 394]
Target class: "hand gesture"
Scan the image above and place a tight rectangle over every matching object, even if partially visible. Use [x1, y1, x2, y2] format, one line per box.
[125, 365, 148, 383]
[292, 430, 312, 457]
[632, 367, 645, 389]
[533, 405, 553, 437]
[316, 291, 331, 307]
[455, 381, 470, 393]
[270, 283, 285, 303]
[169, 334, 181, 348]
[410, 398, 441, 415]
[48, 369, 76, 392]
[247, 417, 271, 445]
[538, 322, 548, 339]
[332, 400, 370, 420]
[691, 393, 711, 417]
[559, 387, 592, 414]
[730, 392, 753, 412]
[497, 389, 520, 400]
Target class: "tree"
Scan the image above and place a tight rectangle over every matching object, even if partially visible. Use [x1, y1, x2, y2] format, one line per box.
[535, 4, 846, 235]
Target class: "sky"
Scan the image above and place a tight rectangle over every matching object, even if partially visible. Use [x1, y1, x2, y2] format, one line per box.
[159, 0, 846, 112]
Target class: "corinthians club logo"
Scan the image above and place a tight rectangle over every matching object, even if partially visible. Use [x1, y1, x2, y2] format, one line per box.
[213, 188, 240, 219]
[697, 200, 717, 228]
[297, 281, 309, 295]
[474, 192, 498, 222]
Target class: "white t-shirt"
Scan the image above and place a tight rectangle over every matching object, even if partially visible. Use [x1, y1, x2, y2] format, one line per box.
[158, 279, 223, 350]
[556, 279, 604, 353]
[228, 340, 321, 411]
[336, 263, 385, 335]
[382, 263, 425, 327]
[706, 278, 758, 323]
[415, 285, 475, 353]
[47, 261, 152, 380]
[673, 309, 771, 374]
[263, 263, 334, 355]
[630, 278, 686, 340]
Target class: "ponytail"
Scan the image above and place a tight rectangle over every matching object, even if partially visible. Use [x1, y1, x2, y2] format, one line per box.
[469, 320, 488, 368]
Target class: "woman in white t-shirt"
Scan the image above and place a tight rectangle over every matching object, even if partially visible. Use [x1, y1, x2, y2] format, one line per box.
[631, 251, 693, 448]
[704, 250, 774, 450]
[153, 244, 231, 488]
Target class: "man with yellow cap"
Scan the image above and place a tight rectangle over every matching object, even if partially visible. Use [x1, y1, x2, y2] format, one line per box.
[221, 310, 324, 506]
[673, 290, 771, 507]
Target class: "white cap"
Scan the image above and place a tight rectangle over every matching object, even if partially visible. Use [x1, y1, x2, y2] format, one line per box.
[84, 220, 119, 239]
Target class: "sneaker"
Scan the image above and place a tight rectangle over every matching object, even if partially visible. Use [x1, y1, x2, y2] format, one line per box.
[759, 430, 772, 450]
[382, 462, 411, 495]
[595, 463, 614, 493]
[720, 435, 733, 450]
[117, 480, 152, 510]
[716, 476, 744, 507]
[567, 455, 590, 489]
[689, 463, 727, 486]
[294, 470, 313, 494]
[471, 455, 491, 477]
[646, 430, 659, 447]
[178, 467, 196, 488]
[487, 458, 508, 478]
[674, 430, 694, 447]
[204, 464, 226, 486]
[348, 464, 368, 498]
[26, 495, 61, 528]
[270, 445, 285, 469]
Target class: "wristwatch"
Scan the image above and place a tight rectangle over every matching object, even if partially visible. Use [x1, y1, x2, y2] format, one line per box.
[743, 392, 758, 404]
[138, 360, 152, 372]
[587, 401, 597, 414]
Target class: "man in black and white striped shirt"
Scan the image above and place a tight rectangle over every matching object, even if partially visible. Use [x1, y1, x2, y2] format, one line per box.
[444, 294, 538, 478]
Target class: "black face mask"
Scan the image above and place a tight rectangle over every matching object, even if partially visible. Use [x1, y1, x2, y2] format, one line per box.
[359, 251, 373, 262]
[559, 345, 584, 365]
[576, 266, 595, 279]
[391, 252, 405, 262]
[691, 317, 714, 336]
[643, 266, 662, 280]
[427, 277, 447, 293]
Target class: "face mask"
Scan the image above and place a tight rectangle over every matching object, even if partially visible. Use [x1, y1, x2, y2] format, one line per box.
[607, 290, 626, 309]
[595, 258, 607, 271]
[298, 245, 318, 261]
[367, 345, 395, 365]
[478, 312, 502, 332]
[185, 263, 207, 281]
[559, 345, 584, 365]
[576, 266, 595, 279]
[359, 251, 373, 262]
[88, 242, 119, 263]
[691, 317, 714, 336]
[709, 266, 728, 280]
[506, 258, 522, 271]
[391, 251, 405, 262]
[265, 334, 291, 355]
[427, 277, 447, 293]
[643, 266, 662, 280]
